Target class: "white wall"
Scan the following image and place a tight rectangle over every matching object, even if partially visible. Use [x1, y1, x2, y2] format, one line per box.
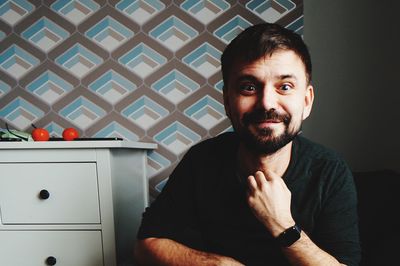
[303, 0, 400, 172]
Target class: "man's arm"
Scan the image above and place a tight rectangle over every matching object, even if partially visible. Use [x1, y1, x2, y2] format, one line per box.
[247, 170, 347, 266]
[134, 146, 243, 265]
[134, 238, 244, 266]
[282, 231, 346, 266]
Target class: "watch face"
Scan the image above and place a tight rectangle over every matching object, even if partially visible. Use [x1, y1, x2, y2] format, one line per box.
[277, 224, 301, 247]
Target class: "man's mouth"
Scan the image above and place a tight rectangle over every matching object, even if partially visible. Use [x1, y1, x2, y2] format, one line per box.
[243, 108, 289, 126]
[254, 119, 281, 125]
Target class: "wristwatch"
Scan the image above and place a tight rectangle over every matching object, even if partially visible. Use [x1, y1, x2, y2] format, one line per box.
[276, 224, 302, 247]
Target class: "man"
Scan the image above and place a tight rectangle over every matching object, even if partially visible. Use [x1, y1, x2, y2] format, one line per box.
[135, 23, 361, 266]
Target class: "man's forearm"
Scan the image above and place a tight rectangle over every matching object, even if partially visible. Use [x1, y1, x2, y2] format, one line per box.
[134, 238, 244, 266]
[246, 171, 347, 265]
[282, 232, 346, 266]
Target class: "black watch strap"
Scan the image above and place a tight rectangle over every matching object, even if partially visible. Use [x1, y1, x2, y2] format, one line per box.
[276, 224, 302, 247]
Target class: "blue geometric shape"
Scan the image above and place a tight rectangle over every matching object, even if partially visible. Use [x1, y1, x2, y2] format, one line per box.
[51, 0, 100, 25]
[85, 15, 134, 52]
[0, 30, 5, 42]
[0, 0, 35, 26]
[184, 95, 226, 130]
[180, 0, 230, 25]
[147, 150, 171, 178]
[121, 96, 169, 130]
[89, 70, 137, 104]
[115, 0, 165, 26]
[151, 70, 200, 104]
[246, 0, 296, 23]
[26, 70, 74, 104]
[0, 80, 11, 98]
[214, 80, 223, 93]
[94, 121, 139, 141]
[21, 17, 70, 52]
[0, 97, 45, 130]
[149, 16, 198, 52]
[59, 96, 106, 130]
[44, 121, 64, 137]
[0, 44, 40, 80]
[55, 43, 104, 78]
[118, 43, 167, 78]
[214, 15, 252, 44]
[154, 178, 168, 193]
[182, 42, 221, 78]
[286, 15, 303, 35]
[154, 121, 201, 155]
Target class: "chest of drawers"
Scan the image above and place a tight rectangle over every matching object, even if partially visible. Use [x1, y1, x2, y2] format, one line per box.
[0, 140, 156, 266]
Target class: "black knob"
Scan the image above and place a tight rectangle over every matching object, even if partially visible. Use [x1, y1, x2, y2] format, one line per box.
[39, 189, 50, 200]
[45, 256, 57, 265]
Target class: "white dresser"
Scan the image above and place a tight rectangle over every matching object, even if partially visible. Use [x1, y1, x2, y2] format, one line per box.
[0, 140, 156, 266]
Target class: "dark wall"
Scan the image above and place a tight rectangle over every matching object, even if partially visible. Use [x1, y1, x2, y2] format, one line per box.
[303, 0, 400, 172]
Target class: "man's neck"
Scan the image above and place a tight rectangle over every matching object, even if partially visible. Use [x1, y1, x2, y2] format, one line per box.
[237, 141, 293, 178]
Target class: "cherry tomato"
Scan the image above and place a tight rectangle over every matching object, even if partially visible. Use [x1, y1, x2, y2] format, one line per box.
[62, 127, 79, 141]
[31, 128, 50, 141]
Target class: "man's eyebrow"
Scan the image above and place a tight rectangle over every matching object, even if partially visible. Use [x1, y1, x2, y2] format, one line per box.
[279, 74, 298, 81]
[236, 75, 260, 83]
[234, 74, 298, 84]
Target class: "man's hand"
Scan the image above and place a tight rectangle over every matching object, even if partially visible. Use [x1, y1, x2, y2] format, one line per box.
[246, 170, 295, 237]
[246, 170, 347, 265]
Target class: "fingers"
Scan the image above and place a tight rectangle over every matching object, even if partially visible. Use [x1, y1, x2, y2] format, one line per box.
[247, 175, 257, 193]
[253, 169, 279, 183]
[246, 169, 285, 191]
[263, 168, 279, 181]
[246, 168, 284, 185]
[247, 171, 267, 192]
[254, 171, 265, 186]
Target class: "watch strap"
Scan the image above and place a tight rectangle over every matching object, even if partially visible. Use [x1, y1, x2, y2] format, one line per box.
[276, 224, 302, 247]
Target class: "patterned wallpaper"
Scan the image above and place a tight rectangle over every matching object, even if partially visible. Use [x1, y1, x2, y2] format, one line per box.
[0, 0, 303, 199]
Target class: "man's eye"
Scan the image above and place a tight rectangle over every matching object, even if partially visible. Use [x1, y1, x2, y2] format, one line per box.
[280, 84, 293, 92]
[240, 84, 257, 94]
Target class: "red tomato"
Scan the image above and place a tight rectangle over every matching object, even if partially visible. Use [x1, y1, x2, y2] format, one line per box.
[62, 128, 79, 141]
[31, 128, 50, 141]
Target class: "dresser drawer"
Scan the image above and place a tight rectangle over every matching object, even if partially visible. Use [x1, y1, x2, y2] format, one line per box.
[0, 163, 100, 224]
[0, 231, 104, 266]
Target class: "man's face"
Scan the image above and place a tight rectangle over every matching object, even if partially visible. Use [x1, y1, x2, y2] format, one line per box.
[223, 50, 314, 155]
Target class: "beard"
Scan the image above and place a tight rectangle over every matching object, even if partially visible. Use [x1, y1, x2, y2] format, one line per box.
[236, 108, 301, 155]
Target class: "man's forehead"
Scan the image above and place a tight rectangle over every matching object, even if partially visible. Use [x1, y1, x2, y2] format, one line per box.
[232, 52, 306, 77]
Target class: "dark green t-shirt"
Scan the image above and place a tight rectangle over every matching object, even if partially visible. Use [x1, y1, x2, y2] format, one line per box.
[138, 132, 361, 266]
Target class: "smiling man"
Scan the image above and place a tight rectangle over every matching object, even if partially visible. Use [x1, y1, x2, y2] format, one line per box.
[135, 23, 361, 266]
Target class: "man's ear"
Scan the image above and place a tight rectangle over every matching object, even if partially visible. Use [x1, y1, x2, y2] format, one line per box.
[302, 84, 314, 120]
[223, 86, 231, 119]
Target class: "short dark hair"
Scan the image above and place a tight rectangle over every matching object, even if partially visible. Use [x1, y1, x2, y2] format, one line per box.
[221, 23, 312, 87]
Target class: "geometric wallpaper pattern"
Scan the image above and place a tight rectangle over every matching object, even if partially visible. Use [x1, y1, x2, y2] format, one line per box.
[0, 0, 303, 199]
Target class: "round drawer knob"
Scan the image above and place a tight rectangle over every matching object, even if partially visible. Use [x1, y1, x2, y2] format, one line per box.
[45, 256, 57, 265]
[39, 189, 50, 200]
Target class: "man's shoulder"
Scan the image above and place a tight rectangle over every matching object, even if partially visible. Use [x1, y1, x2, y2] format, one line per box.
[177, 132, 238, 173]
[188, 132, 238, 156]
[295, 135, 343, 162]
[294, 135, 352, 182]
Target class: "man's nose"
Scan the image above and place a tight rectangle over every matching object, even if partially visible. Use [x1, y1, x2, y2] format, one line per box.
[258, 86, 278, 110]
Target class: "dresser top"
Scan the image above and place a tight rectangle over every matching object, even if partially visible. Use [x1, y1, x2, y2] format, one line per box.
[0, 140, 157, 150]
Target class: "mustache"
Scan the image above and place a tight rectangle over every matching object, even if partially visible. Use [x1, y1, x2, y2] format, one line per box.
[242, 109, 291, 126]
